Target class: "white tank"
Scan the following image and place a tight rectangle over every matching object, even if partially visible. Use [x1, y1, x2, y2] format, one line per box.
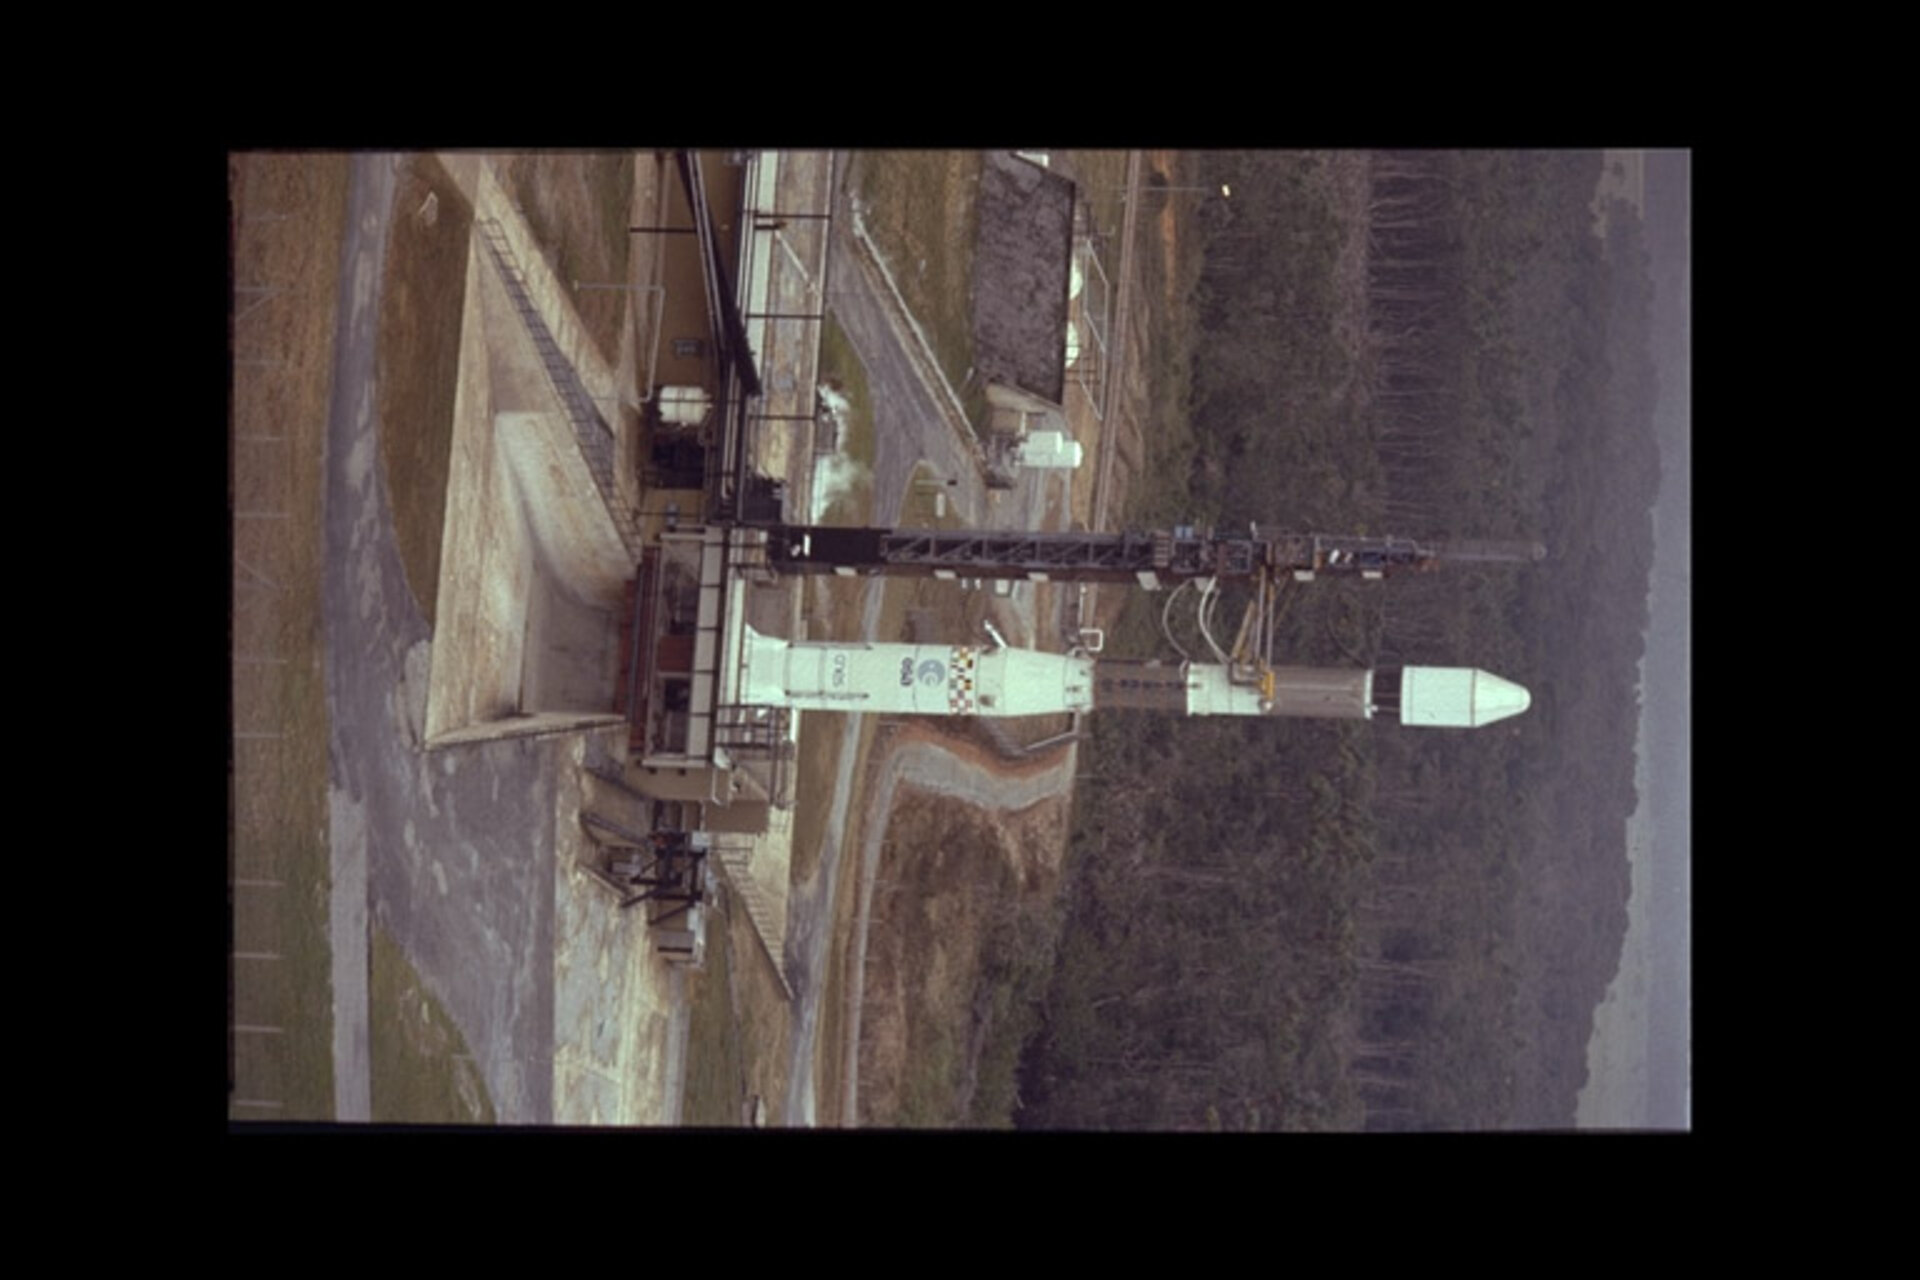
[658, 386, 713, 428]
[1014, 430, 1084, 470]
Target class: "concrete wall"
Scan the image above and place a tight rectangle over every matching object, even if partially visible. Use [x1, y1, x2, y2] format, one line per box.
[428, 711, 625, 749]
[495, 410, 634, 606]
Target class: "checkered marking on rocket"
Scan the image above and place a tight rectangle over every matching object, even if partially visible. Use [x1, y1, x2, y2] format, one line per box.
[948, 644, 977, 715]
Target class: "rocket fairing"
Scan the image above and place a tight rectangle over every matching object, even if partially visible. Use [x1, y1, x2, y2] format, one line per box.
[741, 629, 1531, 729]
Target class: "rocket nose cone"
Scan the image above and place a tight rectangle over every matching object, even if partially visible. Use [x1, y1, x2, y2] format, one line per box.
[1474, 670, 1531, 726]
[1397, 666, 1532, 727]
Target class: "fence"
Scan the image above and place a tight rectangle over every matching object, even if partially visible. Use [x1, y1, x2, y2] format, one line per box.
[1069, 234, 1112, 420]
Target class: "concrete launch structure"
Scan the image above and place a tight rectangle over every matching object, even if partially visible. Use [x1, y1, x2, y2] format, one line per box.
[741, 628, 1530, 729]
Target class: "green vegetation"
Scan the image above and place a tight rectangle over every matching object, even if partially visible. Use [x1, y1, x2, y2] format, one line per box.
[856, 151, 988, 432]
[681, 905, 748, 1125]
[368, 924, 496, 1124]
[377, 154, 473, 628]
[788, 708, 849, 889]
[856, 791, 1063, 1129]
[265, 653, 339, 1117]
[1017, 151, 1661, 1131]
[964, 884, 1062, 1127]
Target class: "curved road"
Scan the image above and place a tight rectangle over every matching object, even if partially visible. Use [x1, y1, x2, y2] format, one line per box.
[839, 732, 1074, 1123]
[325, 154, 562, 1123]
[779, 154, 1079, 1125]
[329, 150, 1125, 1127]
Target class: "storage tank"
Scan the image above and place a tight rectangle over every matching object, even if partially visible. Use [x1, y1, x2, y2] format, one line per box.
[657, 386, 713, 429]
[1014, 430, 1084, 470]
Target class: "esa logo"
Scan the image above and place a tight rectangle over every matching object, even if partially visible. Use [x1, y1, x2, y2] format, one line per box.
[900, 657, 947, 687]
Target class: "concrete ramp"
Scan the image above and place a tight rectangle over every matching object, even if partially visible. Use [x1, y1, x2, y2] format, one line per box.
[424, 163, 638, 748]
[496, 410, 632, 604]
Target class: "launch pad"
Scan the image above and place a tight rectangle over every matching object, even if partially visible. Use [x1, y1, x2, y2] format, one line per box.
[415, 147, 1538, 1003]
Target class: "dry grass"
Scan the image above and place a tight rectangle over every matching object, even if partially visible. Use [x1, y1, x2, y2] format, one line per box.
[229, 153, 350, 1120]
[1056, 149, 1129, 247]
[857, 787, 1069, 1127]
[376, 154, 473, 627]
[810, 475, 1015, 1124]
[681, 905, 748, 1125]
[493, 153, 635, 366]
[787, 703, 849, 890]
[856, 151, 984, 425]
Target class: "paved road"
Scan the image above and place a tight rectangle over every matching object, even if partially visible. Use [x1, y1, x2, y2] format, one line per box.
[779, 153, 1071, 1125]
[325, 153, 559, 1124]
[826, 242, 975, 526]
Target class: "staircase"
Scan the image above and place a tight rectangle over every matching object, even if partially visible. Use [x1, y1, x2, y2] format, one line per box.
[477, 215, 641, 559]
[709, 833, 792, 1000]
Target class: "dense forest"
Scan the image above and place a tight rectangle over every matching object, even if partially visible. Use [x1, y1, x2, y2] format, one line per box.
[1014, 151, 1662, 1130]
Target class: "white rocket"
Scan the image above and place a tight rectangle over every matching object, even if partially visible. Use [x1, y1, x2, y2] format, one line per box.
[741, 628, 1529, 729]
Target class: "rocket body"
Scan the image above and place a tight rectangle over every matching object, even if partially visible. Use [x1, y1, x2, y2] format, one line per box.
[740, 629, 1529, 728]
[743, 629, 1097, 716]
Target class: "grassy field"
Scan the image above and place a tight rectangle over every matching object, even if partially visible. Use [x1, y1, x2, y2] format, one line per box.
[681, 905, 749, 1125]
[377, 154, 473, 627]
[856, 151, 987, 431]
[789, 309, 879, 887]
[857, 785, 1068, 1128]
[860, 791, 1006, 1126]
[814, 460, 1034, 1128]
[229, 154, 350, 1120]
[788, 704, 850, 890]
[368, 924, 496, 1124]
[689, 302, 887, 1124]
[495, 153, 635, 367]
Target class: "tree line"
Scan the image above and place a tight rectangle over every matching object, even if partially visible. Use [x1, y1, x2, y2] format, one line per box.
[1014, 150, 1660, 1130]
